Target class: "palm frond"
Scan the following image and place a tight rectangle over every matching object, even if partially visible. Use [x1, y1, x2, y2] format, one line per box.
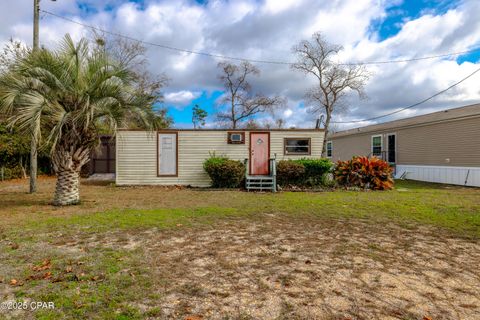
[0, 34, 159, 155]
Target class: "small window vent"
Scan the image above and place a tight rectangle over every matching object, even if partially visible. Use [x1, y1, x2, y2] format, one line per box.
[231, 134, 242, 141]
[227, 132, 245, 144]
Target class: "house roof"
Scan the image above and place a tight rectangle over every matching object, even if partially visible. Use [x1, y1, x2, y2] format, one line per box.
[118, 128, 324, 132]
[330, 103, 480, 138]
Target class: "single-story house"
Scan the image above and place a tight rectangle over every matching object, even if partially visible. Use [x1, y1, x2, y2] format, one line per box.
[328, 103, 480, 187]
[116, 129, 325, 189]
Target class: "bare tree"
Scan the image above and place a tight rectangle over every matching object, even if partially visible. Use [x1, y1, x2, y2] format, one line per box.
[216, 61, 284, 129]
[0, 39, 29, 74]
[292, 32, 369, 156]
[274, 118, 285, 129]
[244, 119, 261, 129]
[91, 33, 172, 128]
[260, 117, 285, 129]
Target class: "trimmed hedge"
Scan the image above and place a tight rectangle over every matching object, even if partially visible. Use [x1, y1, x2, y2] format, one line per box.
[203, 155, 245, 188]
[276, 160, 305, 186]
[276, 158, 333, 187]
[295, 158, 333, 186]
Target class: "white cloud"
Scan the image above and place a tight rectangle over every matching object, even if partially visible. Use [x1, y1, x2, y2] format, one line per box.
[263, 0, 301, 15]
[1, 0, 479, 129]
[283, 109, 293, 118]
[164, 90, 201, 106]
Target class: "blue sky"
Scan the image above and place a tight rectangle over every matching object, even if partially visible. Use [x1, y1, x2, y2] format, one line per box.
[2, 0, 479, 129]
[166, 91, 224, 127]
[154, 0, 480, 127]
[374, 0, 460, 40]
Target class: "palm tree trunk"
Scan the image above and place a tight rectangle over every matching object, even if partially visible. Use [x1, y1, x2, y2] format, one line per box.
[51, 146, 90, 206]
[53, 169, 80, 206]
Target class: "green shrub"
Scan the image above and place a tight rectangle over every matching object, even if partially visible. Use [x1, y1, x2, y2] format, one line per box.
[334, 156, 394, 190]
[0, 165, 25, 180]
[295, 158, 333, 186]
[276, 160, 305, 186]
[203, 154, 245, 188]
[276, 158, 333, 187]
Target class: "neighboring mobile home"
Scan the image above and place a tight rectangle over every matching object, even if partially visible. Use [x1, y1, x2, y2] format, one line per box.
[328, 103, 480, 187]
[116, 129, 325, 188]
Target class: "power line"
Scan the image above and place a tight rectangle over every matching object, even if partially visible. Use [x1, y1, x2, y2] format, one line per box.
[331, 66, 480, 124]
[41, 10, 292, 65]
[41, 9, 480, 126]
[41, 9, 480, 66]
[338, 48, 480, 66]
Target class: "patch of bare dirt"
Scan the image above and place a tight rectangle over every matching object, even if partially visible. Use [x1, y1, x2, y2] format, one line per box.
[55, 215, 480, 319]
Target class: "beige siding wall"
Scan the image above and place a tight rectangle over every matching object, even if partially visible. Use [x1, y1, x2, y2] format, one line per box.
[330, 116, 480, 167]
[329, 134, 372, 162]
[116, 130, 324, 186]
[270, 131, 323, 160]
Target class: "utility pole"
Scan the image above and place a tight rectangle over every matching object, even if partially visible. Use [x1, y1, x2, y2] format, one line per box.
[30, 0, 40, 193]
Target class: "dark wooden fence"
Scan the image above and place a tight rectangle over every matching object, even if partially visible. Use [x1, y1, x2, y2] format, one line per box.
[88, 136, 116, 175]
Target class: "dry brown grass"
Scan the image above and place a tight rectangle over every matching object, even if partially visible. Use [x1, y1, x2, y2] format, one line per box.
[39, 215, 480, 319]
[0, 177, 479, 319]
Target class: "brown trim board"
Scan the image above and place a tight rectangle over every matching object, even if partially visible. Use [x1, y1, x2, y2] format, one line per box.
[283, 137, 312, 156]
[156, 130, 179, 177]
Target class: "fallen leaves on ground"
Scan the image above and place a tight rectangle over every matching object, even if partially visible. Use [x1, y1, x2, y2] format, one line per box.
[32, 259, 51, 271]
[10, 279, 22, 286]
[9, 242, 19, 250]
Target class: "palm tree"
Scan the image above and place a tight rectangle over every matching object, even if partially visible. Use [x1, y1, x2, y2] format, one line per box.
[0, 35, 161, 205]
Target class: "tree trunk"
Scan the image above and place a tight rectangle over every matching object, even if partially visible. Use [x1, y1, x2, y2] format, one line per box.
[53, 169, 80, 206]
[321, 112, 332, 157]
[30, 135, 37, 193]
[51, 145, 90, 206]
[20, 156, 27, 179]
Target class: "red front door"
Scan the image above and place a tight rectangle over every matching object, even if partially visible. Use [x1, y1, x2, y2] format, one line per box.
[250, 132, 269, 175]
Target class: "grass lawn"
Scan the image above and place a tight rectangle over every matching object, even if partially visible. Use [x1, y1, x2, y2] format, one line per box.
[0, 177, 479, 319]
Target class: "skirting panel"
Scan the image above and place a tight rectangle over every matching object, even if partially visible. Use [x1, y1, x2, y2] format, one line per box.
[395, 165, 480, 187]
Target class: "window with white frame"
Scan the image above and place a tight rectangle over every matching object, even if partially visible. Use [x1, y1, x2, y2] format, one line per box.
[371, 135, 382, 156]
[326, 141, 332, 157]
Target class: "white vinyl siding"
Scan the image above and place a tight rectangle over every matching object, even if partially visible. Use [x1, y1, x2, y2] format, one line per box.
[116, 130, 324, 186]
[396, 165, 480, 187]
